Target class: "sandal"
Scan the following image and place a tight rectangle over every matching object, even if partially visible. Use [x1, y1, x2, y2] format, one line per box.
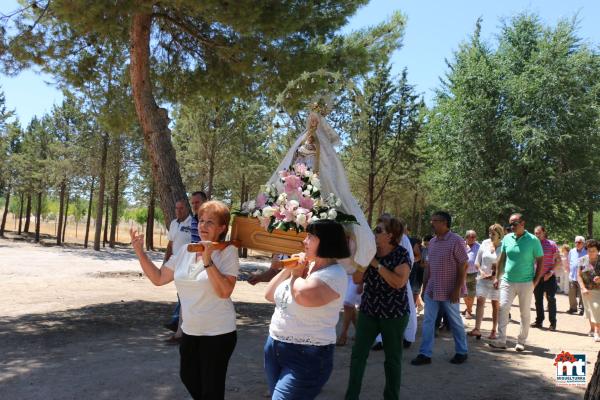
[487, 332, 497, 340]
[467, 329, 481, 340]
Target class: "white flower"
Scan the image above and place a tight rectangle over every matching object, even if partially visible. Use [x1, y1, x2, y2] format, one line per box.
[262, 206, 276, 218]
[302, 190, 311, 197]
[328, 209, 338, 220]
[335, 198, 342, 207]
[320, 212, 328, 219]
[311, 215, 320, 222]
[304, 170, 313, 178]
[288, 200, 299, 209]
[295, 213, 307, 226]
[247, 200, 256, 210]
[307, 184, 313, 191]
[252, 210, 261, 218]
[311, 177, 321, 191]
[277, 193, 287, 204]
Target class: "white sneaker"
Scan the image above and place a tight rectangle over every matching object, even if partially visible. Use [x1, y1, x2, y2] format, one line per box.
[594, 333, 600, 342]
[515, 343, 525, 352]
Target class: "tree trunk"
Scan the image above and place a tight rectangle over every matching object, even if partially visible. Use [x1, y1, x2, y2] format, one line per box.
[34, 192, 42, 243]
[84, 178, 95, 248]
[0, 186, 10, 236]
[56, 181, 66, 245]
[146, 180, 155, 251]
[24, 194, 31, 233]
[585, 350, 600, 399]
[588, 209, 594, 239]
[17, 192, 23, 234]
[130, 13, 190, 225]
[62, 192, 70, 243]
[207, 145, 216, 199]
[239, 174, 248, 258]
[93, 134, 109, 251]
[410, 192, 418, 233]
[103, 197, 110, 247]
[109, 139, 122, 248]
[366, 173, 375, 226]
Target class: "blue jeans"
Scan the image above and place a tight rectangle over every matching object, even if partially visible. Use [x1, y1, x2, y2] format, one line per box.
[264, 336, 334, 400]
[419, 293, 468, 357]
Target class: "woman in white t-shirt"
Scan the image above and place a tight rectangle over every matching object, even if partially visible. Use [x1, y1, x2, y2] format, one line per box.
[264, 219, 349, 400]
[468, 223, 503, 340]
[130, 200, 238, 400]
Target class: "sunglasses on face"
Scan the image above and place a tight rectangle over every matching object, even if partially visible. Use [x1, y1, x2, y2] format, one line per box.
[509, 220, 521, 227]
[373, 226, 385, 234]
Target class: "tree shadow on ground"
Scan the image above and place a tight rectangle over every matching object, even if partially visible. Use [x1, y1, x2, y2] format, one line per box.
[0, 300, 587, 400]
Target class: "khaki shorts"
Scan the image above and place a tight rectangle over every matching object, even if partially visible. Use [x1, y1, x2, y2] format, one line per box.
[466, 273, 478, 297]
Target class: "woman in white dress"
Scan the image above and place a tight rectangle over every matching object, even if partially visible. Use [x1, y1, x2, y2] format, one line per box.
[467, 223, 503, 340]
[130, 200, 238, 400]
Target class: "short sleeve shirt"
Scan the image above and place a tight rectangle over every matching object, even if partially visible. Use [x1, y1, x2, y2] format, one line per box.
[425, 231, 469, 301]
[360, 245, 411, 319]
[540, 239, 559, 274]
[466, 242, 480, 274]
[500, 231, 543, 283]
[269, 264, 347, 345]
[164, 245, 239, 335]
[167, 215, 193, 254]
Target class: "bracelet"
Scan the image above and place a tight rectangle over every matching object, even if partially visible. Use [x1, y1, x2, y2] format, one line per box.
[205, 260, 215, 268]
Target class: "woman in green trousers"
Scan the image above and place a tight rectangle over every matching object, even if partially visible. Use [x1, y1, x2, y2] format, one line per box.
[345, 213, 411, 400]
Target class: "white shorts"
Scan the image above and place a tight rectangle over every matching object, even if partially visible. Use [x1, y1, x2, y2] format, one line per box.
[343, 275, 362, 307]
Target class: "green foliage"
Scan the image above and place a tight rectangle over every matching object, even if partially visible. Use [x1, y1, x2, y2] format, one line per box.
[426, 14, 600, 236]
[341, 63, 426, 225]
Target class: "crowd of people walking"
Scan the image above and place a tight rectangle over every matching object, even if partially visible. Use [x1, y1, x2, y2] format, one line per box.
[130, 198, 599, 400]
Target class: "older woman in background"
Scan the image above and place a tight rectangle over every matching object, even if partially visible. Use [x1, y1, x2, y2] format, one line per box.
[131, 200, 239, 400]
[577, 239, 600, 342]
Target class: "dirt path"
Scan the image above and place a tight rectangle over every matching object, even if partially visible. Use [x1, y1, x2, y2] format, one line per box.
[0, 238, 595, 399]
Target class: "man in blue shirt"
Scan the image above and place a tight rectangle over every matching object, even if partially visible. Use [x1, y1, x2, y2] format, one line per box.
[567, 236, 587, 315]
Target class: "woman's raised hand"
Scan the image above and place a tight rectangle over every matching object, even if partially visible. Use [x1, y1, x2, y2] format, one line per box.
[130, 228, 144, 253]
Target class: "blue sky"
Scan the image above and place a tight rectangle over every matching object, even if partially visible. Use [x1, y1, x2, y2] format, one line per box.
[1, 0, 598, 124]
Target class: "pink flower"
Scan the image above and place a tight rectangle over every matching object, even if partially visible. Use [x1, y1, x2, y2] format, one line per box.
[299, 196, 314, 210]
[274, 210, 284, 221]
[258, 216, 271, 229]
[284, 175, 303, 194]
[256, 193, 267, 209]
[282, 209, 295, 222]
[294, 163, 308, 176]
[278, 170, 290, 178]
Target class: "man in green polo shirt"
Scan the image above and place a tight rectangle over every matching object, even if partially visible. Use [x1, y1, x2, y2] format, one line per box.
[489, 213, 544, 352]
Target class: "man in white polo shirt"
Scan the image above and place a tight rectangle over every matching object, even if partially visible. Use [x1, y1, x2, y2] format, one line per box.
[163, 199, 193, 342]
[165, 199, 194, 261]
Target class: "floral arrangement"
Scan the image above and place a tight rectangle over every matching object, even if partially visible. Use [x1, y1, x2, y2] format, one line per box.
[240, 163, 357, 233]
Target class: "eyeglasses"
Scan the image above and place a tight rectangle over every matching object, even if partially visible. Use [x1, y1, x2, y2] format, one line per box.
[373, 226, 384, 234]
[509, 220, 521, 227]
[576, 241, 584, 244]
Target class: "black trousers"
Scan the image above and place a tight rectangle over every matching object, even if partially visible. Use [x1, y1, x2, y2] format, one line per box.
[179, 330, 237, 400]
[534, 275, 557, 326]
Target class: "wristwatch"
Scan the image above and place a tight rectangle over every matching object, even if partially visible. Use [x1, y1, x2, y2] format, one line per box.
[205, 260, 215, 268]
